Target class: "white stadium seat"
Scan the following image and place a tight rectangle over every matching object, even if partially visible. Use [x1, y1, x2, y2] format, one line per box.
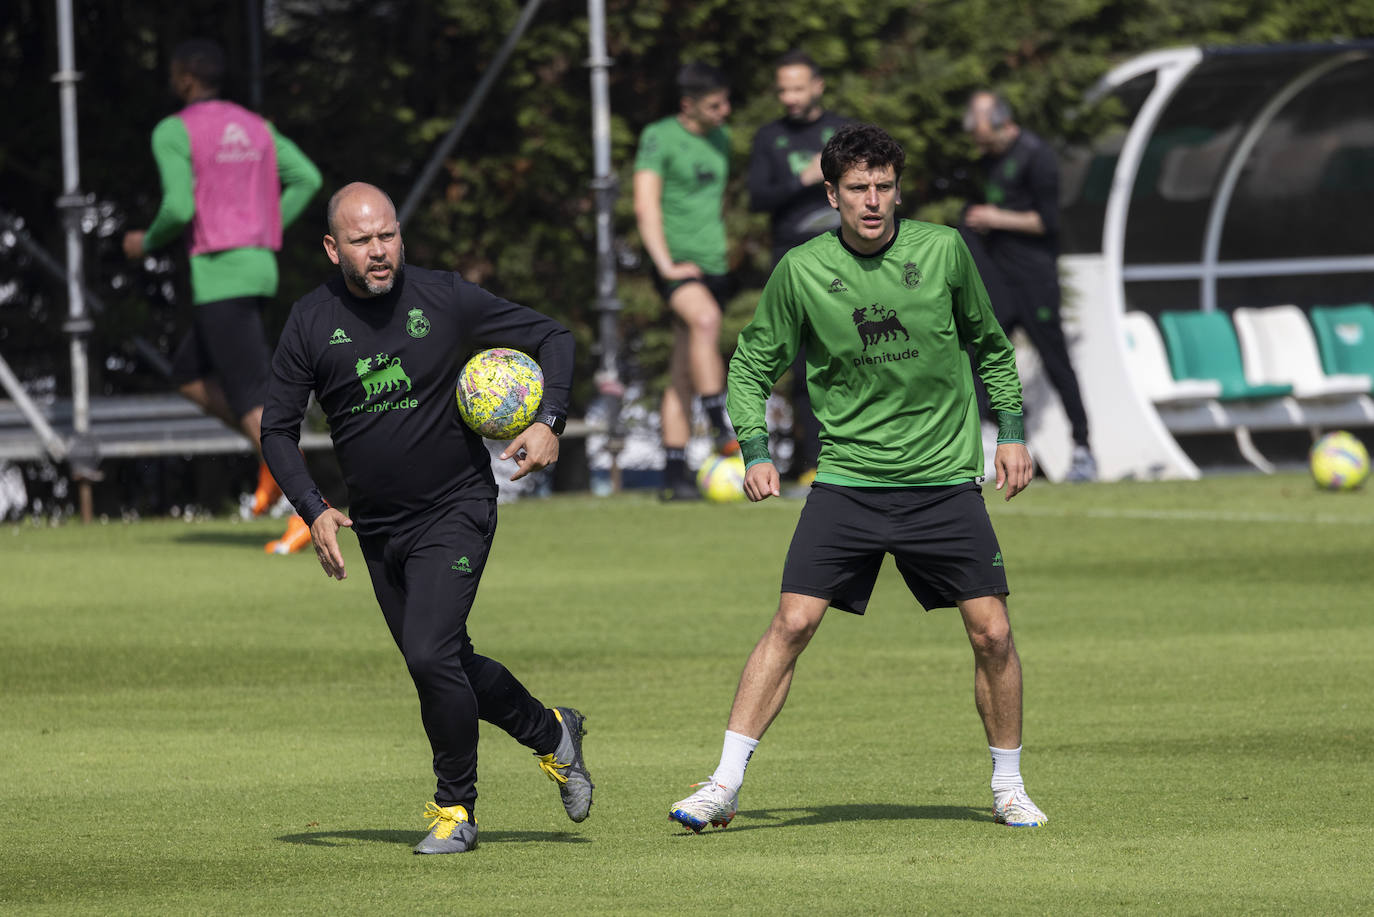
[1122, 311, 1222, 403]
[1233, 305, 1373, 399]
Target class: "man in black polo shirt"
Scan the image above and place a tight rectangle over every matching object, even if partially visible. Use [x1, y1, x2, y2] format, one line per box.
[260, 182, 592, 855]
[961, 90, 1096, 482]
[747, 50, 850, 483]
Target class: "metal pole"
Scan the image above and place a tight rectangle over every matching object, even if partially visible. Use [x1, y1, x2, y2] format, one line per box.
[0, 353, 68, 463]
[246, 0, 263, 112]
[54, 0, 99, 521]
[397, 0, 545, 226]
[587, 0, 624, 491]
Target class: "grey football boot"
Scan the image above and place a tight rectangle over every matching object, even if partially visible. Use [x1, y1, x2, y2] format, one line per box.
[535, 707, 594, 822]
[413, 802, 478, 854]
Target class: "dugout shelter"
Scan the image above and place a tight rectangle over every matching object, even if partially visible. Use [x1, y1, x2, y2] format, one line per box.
[1024, 41, 1374, 481]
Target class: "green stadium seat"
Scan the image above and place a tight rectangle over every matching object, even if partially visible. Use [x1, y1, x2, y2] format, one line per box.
[1310, 303, 1374, 376]
[1157, 310, 1293, 401]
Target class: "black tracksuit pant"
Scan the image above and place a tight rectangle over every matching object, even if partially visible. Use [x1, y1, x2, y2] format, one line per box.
[357, 498, 562, 814]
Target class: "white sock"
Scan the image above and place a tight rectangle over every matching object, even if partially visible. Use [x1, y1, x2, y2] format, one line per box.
[990, 744, 1023, 798]
[710, 730, 759, 791]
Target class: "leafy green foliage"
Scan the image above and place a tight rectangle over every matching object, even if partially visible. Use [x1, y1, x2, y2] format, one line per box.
[4, 0, 1373, 403]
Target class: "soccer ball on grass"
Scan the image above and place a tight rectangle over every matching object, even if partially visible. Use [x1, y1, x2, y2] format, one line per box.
[697, 453, 747, 503]
[455, 348, 543, 440]
[1309, 430, 1369, 491]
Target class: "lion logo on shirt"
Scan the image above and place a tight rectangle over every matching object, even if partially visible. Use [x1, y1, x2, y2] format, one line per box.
[852, 305, 910, 351]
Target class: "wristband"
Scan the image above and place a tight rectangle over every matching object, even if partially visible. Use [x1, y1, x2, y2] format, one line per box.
[739, 433, 771, 468]
[995, 411, 1025, 444]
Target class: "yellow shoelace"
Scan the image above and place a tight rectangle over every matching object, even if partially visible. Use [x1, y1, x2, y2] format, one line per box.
[536, 752, 570, 785]
[422, 801, 469, 839]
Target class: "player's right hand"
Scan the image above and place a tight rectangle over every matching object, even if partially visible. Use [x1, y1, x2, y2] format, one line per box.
[743, 462, 780, 503]
[309, 508, 354, 580]
[659, 261, 704, 281]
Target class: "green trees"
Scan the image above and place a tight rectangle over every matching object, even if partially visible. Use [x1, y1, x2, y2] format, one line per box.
[4, 0, 1372, 402]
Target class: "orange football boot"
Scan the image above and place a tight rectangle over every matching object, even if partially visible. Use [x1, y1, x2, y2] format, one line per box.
[265, 514, 312, 555]
[250, 462, 284, 517]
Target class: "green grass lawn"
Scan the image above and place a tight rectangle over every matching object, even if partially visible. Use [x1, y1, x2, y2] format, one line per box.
[2, 474, 1372, 914]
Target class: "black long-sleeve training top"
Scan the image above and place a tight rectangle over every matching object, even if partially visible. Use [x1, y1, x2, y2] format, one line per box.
[747, 110, 851, 257]
[260, 266, 574, 532]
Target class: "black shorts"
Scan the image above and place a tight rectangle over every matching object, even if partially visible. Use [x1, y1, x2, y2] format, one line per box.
[780, 482, 1008, 613]
[651, 270, 732, 310]
[169, 296, 273, 418]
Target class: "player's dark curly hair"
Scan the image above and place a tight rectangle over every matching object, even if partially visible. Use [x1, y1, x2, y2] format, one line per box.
[820, 124, 905, 184]
[676, 61, 729, 100]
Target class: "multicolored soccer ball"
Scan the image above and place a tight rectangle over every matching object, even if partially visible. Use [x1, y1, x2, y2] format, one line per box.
[1309, 430, 1370, 491]
[455, 348, 543, 440]
[696, 453, 747, 503]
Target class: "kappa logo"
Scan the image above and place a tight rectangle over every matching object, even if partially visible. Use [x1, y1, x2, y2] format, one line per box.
[451, 556, 472, 574]
[221, 122, 252, 148]
[329, 328, 352, 345]
[214, 122, 263, 164]
[828, 278, 848, 294]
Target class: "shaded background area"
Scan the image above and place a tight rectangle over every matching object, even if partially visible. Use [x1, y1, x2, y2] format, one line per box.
[3, 0, 1373, 516]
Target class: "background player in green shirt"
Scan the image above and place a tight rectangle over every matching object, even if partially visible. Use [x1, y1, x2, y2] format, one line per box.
[669, 124, 1047, 833]
[633, 62, 738, 501]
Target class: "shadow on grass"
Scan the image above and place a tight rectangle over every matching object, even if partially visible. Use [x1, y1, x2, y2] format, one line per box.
[277, 828, 591, 848]
[671, 803, 984, 836]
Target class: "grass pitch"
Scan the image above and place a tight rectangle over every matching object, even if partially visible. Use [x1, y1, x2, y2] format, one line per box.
[2, 474, 1372, 915]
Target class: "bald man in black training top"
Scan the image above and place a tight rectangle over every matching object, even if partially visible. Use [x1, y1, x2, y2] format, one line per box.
[260, 182, 592, 856]
[961, 90, 1096, 482]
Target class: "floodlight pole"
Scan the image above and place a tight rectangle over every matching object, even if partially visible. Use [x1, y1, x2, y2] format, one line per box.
[54, 0, 99, 522]
[587, 0, 625, 491]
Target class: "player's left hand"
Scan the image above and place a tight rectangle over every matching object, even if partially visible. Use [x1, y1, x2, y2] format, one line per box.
[994, 442, 1033, 501]
[122, 230, 147, 260]
[502, 422, 559, 481]
[743, 461, 780, 502]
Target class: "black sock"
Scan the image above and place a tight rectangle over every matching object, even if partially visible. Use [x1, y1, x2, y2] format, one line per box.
[664, 448, 687, 486]
[700, 392, 729, 437]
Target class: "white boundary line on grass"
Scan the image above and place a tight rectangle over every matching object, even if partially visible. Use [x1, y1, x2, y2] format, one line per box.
[1000, 506, 1374, 526]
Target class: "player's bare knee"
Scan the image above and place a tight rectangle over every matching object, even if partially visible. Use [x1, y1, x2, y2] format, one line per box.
[688, 308, 722, 338]
[769, 604, 820, 646]
[967, 619, 1014, 660]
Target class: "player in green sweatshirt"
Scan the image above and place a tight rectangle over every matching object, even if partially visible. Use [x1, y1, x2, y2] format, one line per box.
[669, 124, 1046, 834]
